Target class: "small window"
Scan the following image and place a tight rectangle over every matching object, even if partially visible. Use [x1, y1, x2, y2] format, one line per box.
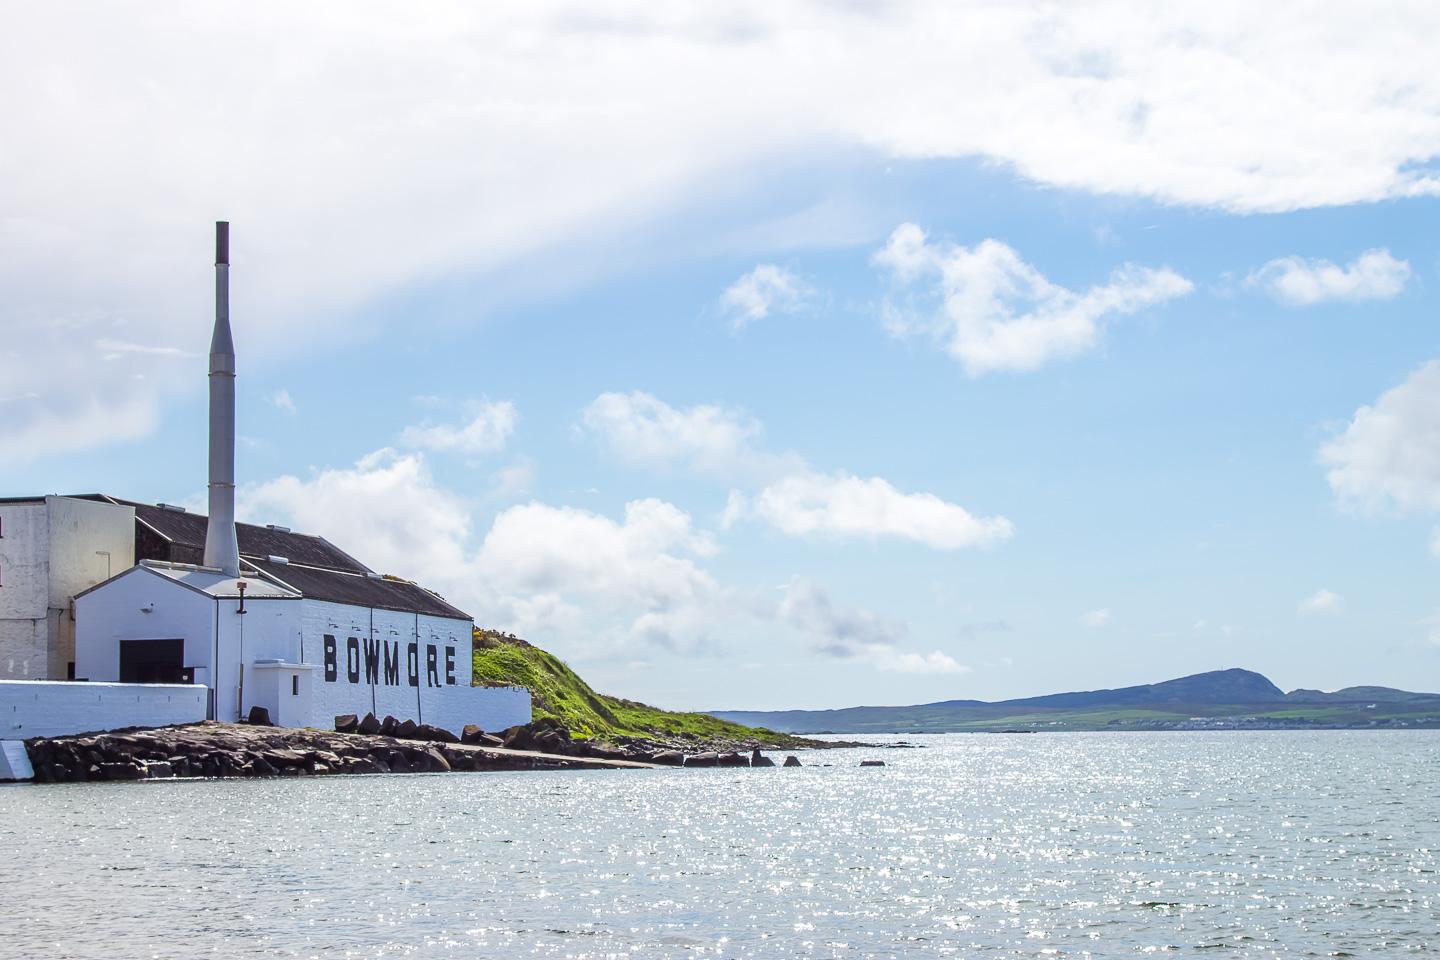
[292, 674, 299, 696]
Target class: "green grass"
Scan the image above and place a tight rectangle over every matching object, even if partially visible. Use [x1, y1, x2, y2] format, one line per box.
[471, 629, 812, 746]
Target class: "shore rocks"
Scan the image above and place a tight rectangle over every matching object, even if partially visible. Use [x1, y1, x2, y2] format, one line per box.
[357, 713, 382, 735]
[751, 748, 775, 767]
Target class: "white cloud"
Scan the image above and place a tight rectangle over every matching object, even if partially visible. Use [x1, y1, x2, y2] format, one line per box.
[240, 448, 732, 655]
[267, 389, 298, 416]
[781, 578, 968, 674]
[1078, 607, 1111, 628]
[1321, 361, 1440, 513]
[719, 264, 812, 329]
[1247, 249, 1411, 305]
[8, 4, 1440, 457]
[1298, 589, 1343, 616]
[581, 391, 787, 479]
[401, 399, 517, 455]
[875, 225, 1192, 374]
[734, 470, 1014, 550]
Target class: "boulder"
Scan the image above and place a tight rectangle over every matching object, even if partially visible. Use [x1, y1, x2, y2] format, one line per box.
[380, 715, 399, 736]
[357, 713, 382, 736]
[478, 733, 505, 748]
[246, 705, 274, 727]
[587, 744, 628, 762]
[423, 748, 451, 772]
[501, 725, 535, 751]
[395, 719, 419, 739]
[387, 751, 413, 774]
[859, 760, 886, 767]
[751, 749, 776, 768]
[651, 750, 685, 766]
[334, 714, 359, 734]
[101, 760, 145, 781]
[414, 723, 459, 744]
[461, 724, 486, 745]
[718, 752, 749, 767]
[246, 756, 279, 777]
[144, 761, 175, 779]
[685, 752, 720, 767]
[782, 755, 802, 767]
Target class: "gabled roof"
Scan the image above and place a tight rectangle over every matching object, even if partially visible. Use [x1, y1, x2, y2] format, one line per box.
[102, 497, 370, 573]
[243, 558, 470, 621]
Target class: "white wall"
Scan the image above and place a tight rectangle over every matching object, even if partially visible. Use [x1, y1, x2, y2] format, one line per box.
[0, 502, 48, 679]
[75, 567, 217, 684]
[249, 663, 315, 727]
[0, 679, 206, 739]
[297, 600, 530, 734]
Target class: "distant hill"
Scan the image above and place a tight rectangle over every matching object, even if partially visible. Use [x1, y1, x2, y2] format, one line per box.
[708, 668, 1440, 733]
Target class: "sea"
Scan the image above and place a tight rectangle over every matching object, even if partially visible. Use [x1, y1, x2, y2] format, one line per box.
[2, 732, 1435, 959]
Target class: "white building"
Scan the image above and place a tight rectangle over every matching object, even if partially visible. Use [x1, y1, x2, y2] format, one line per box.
[3, 222, 530, 739]
[0, 495, 135, 680]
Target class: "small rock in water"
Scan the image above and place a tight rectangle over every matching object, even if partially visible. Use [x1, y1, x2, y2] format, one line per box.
[751, 748, 776, 767]
[782, 755, 802, 767]
[860, 759, 885, 767]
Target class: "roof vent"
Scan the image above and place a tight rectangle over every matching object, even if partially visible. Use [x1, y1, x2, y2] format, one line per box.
[157, 503, 187, 513]
[268, 555, 289, 565]
[265, 524, 291, 533]
[365, 571, 383, 580]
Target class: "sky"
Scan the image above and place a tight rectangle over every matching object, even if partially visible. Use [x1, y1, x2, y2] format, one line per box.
[4, 2, 1440, 709]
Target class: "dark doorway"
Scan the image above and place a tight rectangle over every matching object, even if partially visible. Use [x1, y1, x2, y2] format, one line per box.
[119, 638, 185, 684]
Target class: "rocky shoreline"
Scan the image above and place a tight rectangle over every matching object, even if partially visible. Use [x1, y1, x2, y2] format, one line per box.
[21, 714, 827, 783]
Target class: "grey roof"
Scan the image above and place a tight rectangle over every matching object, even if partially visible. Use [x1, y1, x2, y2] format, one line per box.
[243, 558, 470, 621]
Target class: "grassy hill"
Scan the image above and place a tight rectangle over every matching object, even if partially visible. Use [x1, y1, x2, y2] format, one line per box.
[471, 629, 811, 746]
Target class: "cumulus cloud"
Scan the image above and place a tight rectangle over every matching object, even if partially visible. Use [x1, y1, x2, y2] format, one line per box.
[731, 470, 1014, 550]
[781, 578, 968, 674]
[1298, 589, 1343, 615]
[719, 264, 812, 329]
[1321, 361, 1440, 513]
[582, 391, 766, 475]
[240, 448, 731, 655]
[401, 399, 517, 455]
[875, 225, 1193, 374]
[1078, 607, 1111, 628]
[8, 3, 1440, 457]
[1247, 249, 1411, 305]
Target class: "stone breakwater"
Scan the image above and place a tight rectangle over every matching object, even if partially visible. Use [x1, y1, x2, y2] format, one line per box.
[20, 717, 810, 782]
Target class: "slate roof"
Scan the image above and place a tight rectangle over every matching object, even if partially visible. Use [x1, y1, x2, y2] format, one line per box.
[243, 558, 470, 621]
[73, 494, 471, 621]
[111, 499, 370, 573]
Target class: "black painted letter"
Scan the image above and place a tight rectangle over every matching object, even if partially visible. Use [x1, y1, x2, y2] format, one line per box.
[445, 646, 456, 686]
[426, 644, 439, 687]
[363, 637, 380, 684]
[346, 637, 360, 684]
[323, 635, 337, 683]
[407, 642, 419, 687]
[383, 641, 399, 686]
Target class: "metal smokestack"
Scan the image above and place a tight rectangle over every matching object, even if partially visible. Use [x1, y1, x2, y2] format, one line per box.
[203, 220, 241, 577]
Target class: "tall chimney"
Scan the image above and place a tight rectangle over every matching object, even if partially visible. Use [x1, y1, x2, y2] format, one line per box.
[203, 221, 241, 577]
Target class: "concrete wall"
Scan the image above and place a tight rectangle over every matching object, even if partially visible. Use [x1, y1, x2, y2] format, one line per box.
[46, 497, 134, 678]
[1, 497, 135, 680]
[0, 502, 47, 679]
[0, 679, 207, 739]
[250, 662, 315, 728]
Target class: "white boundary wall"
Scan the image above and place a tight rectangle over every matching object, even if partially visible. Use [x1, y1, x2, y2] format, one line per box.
[0, 679, 206, 739]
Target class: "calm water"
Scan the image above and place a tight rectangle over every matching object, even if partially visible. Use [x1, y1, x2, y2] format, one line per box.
[2, 732, 1436, 958]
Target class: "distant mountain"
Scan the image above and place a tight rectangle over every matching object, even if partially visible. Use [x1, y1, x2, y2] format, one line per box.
[708, 668, 1440, 733]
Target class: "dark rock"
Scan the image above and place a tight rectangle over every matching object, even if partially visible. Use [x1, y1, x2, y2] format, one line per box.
[461, 724, 485, 745]
[144, 761, 175, 779]
[395, 719, 419, 739]
[651, 750, 685, 766]
[587, 744, 628, 761]
[387, 751, 413, 774]
[782, 755, 802, 767]
[501, 725, 536, 751]
[311, 762, 333, 776]
[380, 715, 399, 736]
[718, 752, 749, 767]
[334, 714, 358, 734]
[479, 733, 505, 748]
[685, 752, 720, 767]
[246, 756, 279, 777]
[246, 705, 273, 727]
[357, 713, 382, 736]
[751, 749, 776, 767]
[414, 723, 459, 744]
[859, 760, 886, 767]
[423, 748, 451, 772]
[101, 761, 144, 781]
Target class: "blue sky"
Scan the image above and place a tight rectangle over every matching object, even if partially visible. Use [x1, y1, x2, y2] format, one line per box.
[5, 4, 1440, 708]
